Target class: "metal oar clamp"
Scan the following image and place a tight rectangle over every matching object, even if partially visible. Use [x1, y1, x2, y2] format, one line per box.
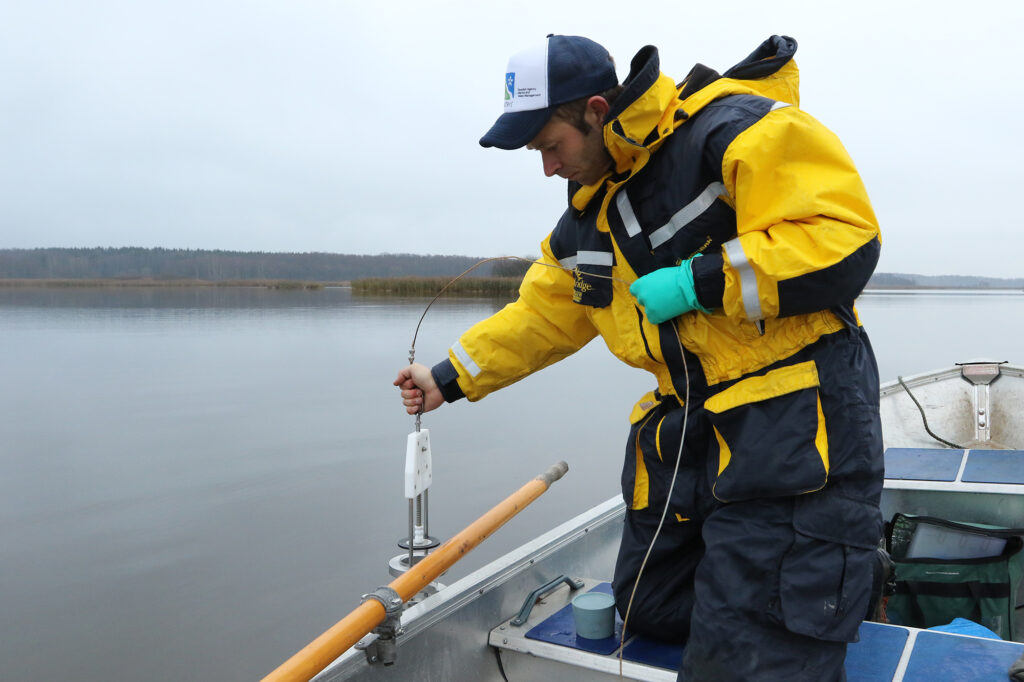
[354, 586, 405, 666]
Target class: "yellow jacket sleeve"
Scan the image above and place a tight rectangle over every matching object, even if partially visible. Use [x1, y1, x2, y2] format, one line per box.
[445, 235, 599, 401]
[709, 105, 880, 322]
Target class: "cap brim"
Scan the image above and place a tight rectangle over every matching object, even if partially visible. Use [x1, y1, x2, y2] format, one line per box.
[479, 108, 552, 150]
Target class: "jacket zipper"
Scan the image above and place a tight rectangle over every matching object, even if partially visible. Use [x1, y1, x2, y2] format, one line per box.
[635, 306, 658, 362]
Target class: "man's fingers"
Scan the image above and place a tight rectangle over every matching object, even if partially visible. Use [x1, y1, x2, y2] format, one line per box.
[401, 390, 423, 414]
[395, 363, 436, 415]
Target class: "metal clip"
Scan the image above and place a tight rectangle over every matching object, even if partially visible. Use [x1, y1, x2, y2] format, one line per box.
[356, 586, 405, 666]
[407, 347, 422, 433]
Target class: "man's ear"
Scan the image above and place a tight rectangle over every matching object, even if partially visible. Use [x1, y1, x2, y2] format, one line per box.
[586, 96, 610, 123]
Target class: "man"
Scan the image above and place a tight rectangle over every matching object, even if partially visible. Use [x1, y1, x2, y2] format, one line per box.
[395, 34, 883, 681]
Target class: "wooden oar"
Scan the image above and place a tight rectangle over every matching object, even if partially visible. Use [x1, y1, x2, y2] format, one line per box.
[263, 460, 569, 682]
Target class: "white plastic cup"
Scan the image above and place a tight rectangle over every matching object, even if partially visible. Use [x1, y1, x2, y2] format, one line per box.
[571, 591, 615, 639]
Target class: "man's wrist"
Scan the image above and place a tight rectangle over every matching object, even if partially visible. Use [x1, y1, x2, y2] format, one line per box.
[678, 258, 711, 314]
[690, 252, 725, 310]
[430, 359, 466, 403]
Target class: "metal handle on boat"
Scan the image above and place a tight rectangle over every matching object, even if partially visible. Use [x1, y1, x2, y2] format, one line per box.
[262, 460, 570, 682]
[510, 574, 585, 626]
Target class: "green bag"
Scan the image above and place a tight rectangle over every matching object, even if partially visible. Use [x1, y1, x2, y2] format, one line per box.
[885, 513, 1024, 640]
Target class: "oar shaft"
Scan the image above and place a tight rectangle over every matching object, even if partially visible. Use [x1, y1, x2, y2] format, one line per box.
[263, 460, 569, 682]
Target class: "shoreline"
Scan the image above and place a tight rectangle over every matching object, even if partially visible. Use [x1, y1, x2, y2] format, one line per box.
[0, 278, 345, 289]
[0, 278, 1021, 295]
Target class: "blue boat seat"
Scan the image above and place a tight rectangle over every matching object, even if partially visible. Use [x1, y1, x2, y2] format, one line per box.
[523, 582, 626, 656]
[903, 629, 1024, 681]
[961, 450, 1024, 484]
[520, 583, 1024, 680]
[845, 621, 907, 680]
[884, 447, 1024, 485]
[524, 582, 685, 668]
[884, 448, 965, 481]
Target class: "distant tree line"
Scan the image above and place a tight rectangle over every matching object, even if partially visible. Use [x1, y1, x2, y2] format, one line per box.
[1, 248, 1019, 289]
[866, 272, 1024, 289]
[0, 247, 539, 281]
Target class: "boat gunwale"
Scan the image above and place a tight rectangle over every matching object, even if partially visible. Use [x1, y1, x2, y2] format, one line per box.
[879, 363, 1024, 397]
[319, 495, 626, 678]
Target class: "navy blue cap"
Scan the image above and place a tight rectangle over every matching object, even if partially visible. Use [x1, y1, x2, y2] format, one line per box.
[480, 35, 618, 150]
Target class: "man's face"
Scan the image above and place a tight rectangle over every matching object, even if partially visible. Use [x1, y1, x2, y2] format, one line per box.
[527, 115, 611, 186]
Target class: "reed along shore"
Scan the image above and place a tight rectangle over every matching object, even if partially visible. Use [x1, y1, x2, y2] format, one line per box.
[351, 277, 521, 298]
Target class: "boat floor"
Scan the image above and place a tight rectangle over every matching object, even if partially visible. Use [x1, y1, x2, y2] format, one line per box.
[490, 579, 1024, 681]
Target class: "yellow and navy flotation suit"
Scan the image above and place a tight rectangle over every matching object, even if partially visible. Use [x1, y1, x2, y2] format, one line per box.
[431, 36, 883, 550]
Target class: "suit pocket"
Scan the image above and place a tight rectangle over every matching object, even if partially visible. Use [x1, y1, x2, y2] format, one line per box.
[779, 535, 874, 641]
[622, 393, 696, 513]
[779, 489, 883, 641]
[706, 361, 829, 503]
[622, 391, 661, 511]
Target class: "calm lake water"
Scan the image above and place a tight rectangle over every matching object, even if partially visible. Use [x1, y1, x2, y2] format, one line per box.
[2, 286, 1023, 680]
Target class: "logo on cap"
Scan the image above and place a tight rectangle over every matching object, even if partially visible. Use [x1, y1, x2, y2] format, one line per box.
[505, 73, 515, 102]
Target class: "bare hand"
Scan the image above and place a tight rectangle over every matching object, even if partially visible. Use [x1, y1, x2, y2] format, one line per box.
[393, 363, 444, 415]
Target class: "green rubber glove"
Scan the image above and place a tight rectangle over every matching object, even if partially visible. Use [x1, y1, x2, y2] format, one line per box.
[629, 257, 710, 324]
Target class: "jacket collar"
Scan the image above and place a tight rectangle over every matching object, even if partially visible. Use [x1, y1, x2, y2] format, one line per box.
[569, 36, 800, 212]
[571, 46, 681, 211]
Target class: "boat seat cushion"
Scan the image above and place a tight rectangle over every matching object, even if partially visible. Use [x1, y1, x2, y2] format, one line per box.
[903, 629, 1024, 681]
[962, 450, 1024, 484]
[524, 582, 624, 655]
[844, 621, 907, 680]
[524, 581, 686, 665]
[884, 448, 964, 481]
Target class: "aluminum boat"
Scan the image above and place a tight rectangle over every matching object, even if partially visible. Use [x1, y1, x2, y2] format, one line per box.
[280, 361, 1024, 682]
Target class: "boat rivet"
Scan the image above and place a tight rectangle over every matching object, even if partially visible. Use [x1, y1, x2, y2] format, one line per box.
[503, 638, 508, 645]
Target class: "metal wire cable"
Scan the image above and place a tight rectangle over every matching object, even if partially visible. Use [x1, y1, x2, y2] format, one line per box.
[618, 322, 690, 676]
[408, 255, 631, 363]
[896, 375, 963, 449]
[404, 256, 691, 677]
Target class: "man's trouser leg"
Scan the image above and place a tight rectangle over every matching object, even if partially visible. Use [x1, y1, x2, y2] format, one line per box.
[615, 395, 708, 643]
[612, 506, 703, 642]
[679, 496, 873, 682]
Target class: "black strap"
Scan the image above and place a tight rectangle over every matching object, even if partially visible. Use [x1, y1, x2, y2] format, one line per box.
[900, 579, 1003, 627]
[897, 580, 1010, 599]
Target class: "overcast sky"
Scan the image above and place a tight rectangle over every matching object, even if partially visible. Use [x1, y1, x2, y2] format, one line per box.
[2, 1, 1022, 277]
